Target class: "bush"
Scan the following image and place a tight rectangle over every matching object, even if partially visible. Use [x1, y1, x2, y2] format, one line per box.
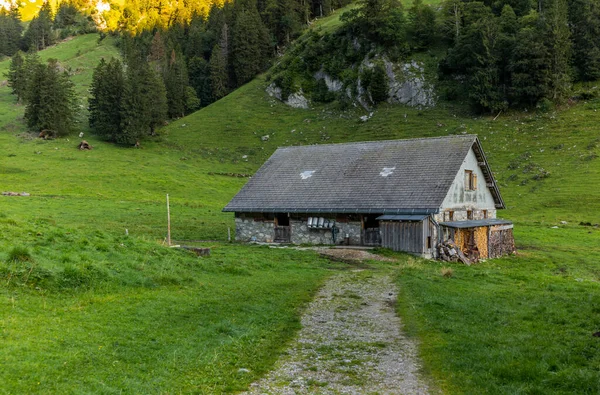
[312, 79, 335, 103]
[361, 61, 389, 104]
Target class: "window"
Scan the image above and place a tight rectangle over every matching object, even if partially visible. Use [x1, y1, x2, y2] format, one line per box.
[449, 211, 454, 221]
[467, 210, 473, 220]
[483, 210, 488, 219]
[275, 213, 289, 226]
[465, 170, 477, 191]
[426, 236, 432, 249]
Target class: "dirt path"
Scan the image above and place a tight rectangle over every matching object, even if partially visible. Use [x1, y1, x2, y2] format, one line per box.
[243, 270, 431, 394]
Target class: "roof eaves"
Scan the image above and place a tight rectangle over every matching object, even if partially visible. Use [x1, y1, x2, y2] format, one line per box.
[472, 137, 506, 209]
[223, 207, 440, 214]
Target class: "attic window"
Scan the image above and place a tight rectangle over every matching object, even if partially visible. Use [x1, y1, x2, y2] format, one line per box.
[380, 167, 396, 177]
[300, 170, 315, 180]
[465, 170, 477, 191]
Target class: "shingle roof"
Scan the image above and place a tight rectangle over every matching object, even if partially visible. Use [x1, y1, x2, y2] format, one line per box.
[223, 135, 504, 213]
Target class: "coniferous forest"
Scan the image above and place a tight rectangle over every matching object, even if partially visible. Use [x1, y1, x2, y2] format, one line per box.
[2, 0, 600, 141]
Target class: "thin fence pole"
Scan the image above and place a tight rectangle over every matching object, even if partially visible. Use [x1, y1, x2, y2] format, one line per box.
[167, 194, 171, 246]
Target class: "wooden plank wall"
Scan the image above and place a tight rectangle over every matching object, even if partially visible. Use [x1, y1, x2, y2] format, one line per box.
[381, 221, 426, 253]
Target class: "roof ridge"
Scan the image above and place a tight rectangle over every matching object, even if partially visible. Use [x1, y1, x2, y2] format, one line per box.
[276, 134, 478, 150]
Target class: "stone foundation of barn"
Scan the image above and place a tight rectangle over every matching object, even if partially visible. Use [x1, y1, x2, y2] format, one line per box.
[233, 212, 514, 261]
[234, 213, 364, 245]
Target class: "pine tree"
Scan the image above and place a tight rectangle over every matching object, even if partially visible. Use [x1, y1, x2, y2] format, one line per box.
[231, 3, 271, 86]
[407, 0, 436, 50]
[120, 62, 168, 144]
[568, 0, 600, 81]
[6, 51, 27, 103]
[209, 43, 229, 100]
[54, 0, 78, 29]
[164, 50, 189, 118]
[24, 1, 55, 51]
[89, 58, 126, 142]
[544, 0, 571, 102]
[188, 56, 212, 107]
[0, 4, 23, 56]
[23, 58, 47, 133]
[24, 58, 76, 136]
[510, 11, 551, 106]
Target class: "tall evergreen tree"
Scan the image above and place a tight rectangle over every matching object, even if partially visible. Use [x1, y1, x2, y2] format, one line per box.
[24, 1, 55, 51]
[209, 42, 229, 100]
[24, 58, 76, 136]
[509, 11, 551, 106]
[231, 3, 271, 86]
[120, 62, 167, 144]
[544, 0, 571, 102]
[6, 51, 27, 103]
[0, 4, 23, 56]
[164, 50, 190, 118]
[407, 0, 436, 50]
[188, 56, 213, 107]
[89, 58, 126, 142]
[569, 0, 600, 81]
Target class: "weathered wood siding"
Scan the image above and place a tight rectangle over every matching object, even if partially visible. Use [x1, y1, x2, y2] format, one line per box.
[381, 220, 431, 254]
[362, 228, 382, 246]
[488, 225, 515, 258]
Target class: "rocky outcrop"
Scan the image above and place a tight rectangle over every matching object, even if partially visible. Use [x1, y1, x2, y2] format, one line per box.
[385, 60, 436, 107]
[314, 70, 344, 92]
[266, 83, 309, 109]
[266, 56, 436, 110]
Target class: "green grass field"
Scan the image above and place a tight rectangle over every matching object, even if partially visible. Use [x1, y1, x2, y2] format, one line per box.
[0, 24, 600, 394]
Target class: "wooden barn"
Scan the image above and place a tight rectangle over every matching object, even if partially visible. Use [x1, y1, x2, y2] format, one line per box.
[223, 135, 515, 260]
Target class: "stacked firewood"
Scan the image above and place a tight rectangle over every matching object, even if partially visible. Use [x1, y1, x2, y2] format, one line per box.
[437, 239, 471, 265]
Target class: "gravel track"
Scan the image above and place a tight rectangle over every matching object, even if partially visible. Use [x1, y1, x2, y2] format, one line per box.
[243, 270, 431, 395]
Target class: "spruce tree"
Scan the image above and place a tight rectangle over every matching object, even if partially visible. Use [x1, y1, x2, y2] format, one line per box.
[568, 0, 600, 81]
[120, 62, 168, 144]
[0, 5, 23, 56]
[231, 4, 271, 86]
[510, 11, 551, 106]
[188, 56, 212, 107]
[89, 58, 126, 142]
[407, 0, 436, 50]
[209, 43, 229, 100]
[24, 58, 76, 136]
[544, 0, 571, 102]
[24, 1, 55, 51]
[6, 51, 27, 103]
[164, 50, 189, 118]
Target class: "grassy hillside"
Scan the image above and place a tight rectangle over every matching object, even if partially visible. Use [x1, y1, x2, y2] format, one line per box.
[160, 74, 600, 392]
[0, 18, 599, 395]
[0, 34, 338, 393]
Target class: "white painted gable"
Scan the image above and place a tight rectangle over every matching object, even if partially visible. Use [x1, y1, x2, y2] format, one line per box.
[441, 147, 496, 211]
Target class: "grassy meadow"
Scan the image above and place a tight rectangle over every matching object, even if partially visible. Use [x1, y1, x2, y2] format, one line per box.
[0, 25, 599, 394]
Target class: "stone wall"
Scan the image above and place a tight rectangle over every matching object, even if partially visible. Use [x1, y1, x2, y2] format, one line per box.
[235, 217, 277, 242]
[290, 220, 362, 245]
[234, 214, 363, 245]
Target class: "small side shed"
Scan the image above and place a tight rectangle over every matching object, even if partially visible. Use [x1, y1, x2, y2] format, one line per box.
[378, 215, 435, 257]
[440, 219, 515, 260]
